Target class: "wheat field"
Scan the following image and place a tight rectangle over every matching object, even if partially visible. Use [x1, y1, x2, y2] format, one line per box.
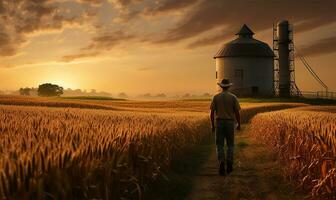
[0, 105, 210, 199]
[250, 108, 336, 198]
[0, 95, 304, 113]
[0, 98, 305, 199]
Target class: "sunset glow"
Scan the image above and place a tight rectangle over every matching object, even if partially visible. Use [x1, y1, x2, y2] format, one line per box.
[0, 0, 335, 96]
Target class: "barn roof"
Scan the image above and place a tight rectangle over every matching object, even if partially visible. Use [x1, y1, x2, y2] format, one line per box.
[214, 24, 275, 58]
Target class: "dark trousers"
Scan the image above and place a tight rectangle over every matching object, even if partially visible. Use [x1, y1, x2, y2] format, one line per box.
[215, 119, 235, 165]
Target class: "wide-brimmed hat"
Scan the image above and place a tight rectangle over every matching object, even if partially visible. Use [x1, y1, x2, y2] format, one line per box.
[217, 78, 233, 88]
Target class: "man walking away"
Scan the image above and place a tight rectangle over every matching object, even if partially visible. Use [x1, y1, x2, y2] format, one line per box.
[210, 79, 241, 176]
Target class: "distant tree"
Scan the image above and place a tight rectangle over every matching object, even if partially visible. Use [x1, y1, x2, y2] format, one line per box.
[156, 93, 166, 98]
[75, 89, 82, 93]
[97, 91, 111, 96]
[183, 93, 190, 98]
[38, 83, 63, 97]
[202, 93, 211, 97]
[143, 93, 152, 98]
[90, 89, 97, 95]
[118, 92, 128, 99]
[30, 88, 38, 96]
[19, 87, 31, 96]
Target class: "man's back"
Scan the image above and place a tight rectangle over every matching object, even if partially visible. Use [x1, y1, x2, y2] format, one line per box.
[210, 91, 241, 120]
[210, 79, 241, 175]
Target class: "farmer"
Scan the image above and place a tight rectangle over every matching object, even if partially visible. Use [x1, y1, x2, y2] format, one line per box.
[210, 78, 241, 176]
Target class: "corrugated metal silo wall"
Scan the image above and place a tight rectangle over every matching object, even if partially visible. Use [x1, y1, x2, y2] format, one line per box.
[216, 57, 274, 96]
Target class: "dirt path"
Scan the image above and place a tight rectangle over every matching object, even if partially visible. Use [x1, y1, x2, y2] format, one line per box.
[186, 125, 303, 200]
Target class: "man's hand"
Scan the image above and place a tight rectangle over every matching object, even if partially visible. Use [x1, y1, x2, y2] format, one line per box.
[235, 110, 241, 131]
[236, 124, 241, 131]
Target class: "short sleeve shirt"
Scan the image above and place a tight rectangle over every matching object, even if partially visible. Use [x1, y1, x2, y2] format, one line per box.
[210, 91, 241, 120]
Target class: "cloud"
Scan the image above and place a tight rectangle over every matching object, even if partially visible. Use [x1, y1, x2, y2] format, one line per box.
[61, 30, 134, 62]
[0, 0, 94, 57]
[109, 0, 199, 22]
[109, 0, 141, 8]
[187, 29, 231, 49]
[0, 30, 26, 56]
[143, 0, 199, 15]
[82, 30, 134, 51]
[77, 0, 103, 5]
[299, 36, 336, 57]
[2, 0, 335, 62]
[61, 52, 101, 62]
[60, 0, 336, 61]
[155, 0, 336, 47]
[108, 0, 143, 13]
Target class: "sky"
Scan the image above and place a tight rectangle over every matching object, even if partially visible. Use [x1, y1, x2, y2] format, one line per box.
[0, 0, 335, 96]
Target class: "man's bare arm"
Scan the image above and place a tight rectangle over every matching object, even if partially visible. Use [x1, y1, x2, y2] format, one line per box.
[235, 111, 241, 131]
[210, 110, 215, 132]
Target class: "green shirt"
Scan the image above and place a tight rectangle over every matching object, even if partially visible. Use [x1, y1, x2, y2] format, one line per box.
[210, 91, 241, 120]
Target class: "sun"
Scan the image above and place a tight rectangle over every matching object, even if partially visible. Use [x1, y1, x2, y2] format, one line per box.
[53, 80, 78, 89]
[40, 75, 79, 90]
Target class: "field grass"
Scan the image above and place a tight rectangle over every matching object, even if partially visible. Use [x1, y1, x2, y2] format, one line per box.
[250, 107, 336, 198]
[144, 142, 213, 200]
[61, 96, 126, 101]
[238, 97, 336, 105]
[292, 105, 336, 113]
[184, 97, 336, 105]
[0, 95, 308, 113]
[0, 95, 118, 110]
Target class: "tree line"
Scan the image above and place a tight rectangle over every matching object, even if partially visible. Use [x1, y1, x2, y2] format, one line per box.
[20, 83, 63, 97]
[18, 84, 212, 99]
[19, 84, 113, 97]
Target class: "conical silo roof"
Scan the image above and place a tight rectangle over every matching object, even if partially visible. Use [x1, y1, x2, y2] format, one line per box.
[214, 24, 275, 58]
[235, 24, 254, 36]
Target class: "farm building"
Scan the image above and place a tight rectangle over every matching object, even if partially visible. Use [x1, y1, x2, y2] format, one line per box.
[214, 24, 275, 97]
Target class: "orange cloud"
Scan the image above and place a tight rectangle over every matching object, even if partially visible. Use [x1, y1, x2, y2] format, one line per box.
[61, 30, 133, 61]
[155, 0, 335, 47]
[61, 52, 101, 62]
[300, 36, 336, 57]
[0, 0, 96, 57]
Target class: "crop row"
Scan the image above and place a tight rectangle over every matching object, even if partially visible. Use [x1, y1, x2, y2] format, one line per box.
[250, 109, 336, 198]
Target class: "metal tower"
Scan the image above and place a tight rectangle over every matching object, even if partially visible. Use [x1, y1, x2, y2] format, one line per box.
[273, 21, 301, 97]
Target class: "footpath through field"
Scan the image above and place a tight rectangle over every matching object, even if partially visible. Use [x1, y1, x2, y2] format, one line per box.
[186, 125, 303, 200]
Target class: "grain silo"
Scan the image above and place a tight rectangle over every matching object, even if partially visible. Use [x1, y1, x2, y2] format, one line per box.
[214, 24, 275, 96]
[277, 21, 291, 97]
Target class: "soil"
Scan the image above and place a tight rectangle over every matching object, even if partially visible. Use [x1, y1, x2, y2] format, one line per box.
[186, 125, 303, 200]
